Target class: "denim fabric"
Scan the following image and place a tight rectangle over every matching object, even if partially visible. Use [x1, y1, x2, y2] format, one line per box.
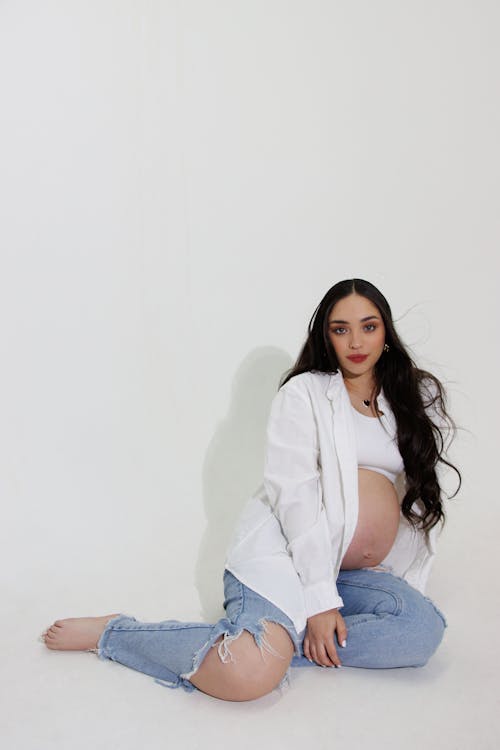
[291, 567, 447, 669]
[97, 569, 302, 694]
[96, 567, 446, 695]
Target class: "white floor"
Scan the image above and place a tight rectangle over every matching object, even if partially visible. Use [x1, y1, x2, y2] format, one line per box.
[3, 520, 498, 750]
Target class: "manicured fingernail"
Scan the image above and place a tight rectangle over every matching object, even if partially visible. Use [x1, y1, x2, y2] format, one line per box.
[341, 640, 347, 648]
[335, 664, 342, 669]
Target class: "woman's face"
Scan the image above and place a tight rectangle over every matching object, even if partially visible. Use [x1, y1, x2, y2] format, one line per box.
[327, 293, 386, 380]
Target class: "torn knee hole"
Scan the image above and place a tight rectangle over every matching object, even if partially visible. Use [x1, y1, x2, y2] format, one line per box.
[212, 622, 288, 666]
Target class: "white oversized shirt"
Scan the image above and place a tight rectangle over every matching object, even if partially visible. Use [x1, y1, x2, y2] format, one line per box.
[224, 369, 443, 634]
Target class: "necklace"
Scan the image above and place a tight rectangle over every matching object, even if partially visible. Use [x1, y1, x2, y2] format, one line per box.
[360, 396, 384, 416]
[353, 394, 382, 414]
[345, 381, 380, 412]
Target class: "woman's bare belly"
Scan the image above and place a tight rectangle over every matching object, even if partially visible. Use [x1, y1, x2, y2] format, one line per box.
[340, 468, 401, 570]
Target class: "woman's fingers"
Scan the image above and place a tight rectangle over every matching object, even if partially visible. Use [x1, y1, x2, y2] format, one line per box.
[310, 640, 340, 667]
[336, 615, 348, 648]
[303, 635, 312, 661]
[325, 640, 341, 667]
[309, 643, 322, 666]
[304, 611, 347, 667]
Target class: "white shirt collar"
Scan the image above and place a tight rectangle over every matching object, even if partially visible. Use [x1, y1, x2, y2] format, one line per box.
[325, 369, 390, 412]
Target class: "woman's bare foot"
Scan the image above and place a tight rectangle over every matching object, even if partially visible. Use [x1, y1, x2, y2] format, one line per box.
[42, 614, 121, 651]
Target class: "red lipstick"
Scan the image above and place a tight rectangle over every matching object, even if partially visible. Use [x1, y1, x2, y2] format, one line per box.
[347, 355, 368, 363]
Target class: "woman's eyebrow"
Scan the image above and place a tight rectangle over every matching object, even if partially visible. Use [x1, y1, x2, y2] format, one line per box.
[328, 315, 380, 325]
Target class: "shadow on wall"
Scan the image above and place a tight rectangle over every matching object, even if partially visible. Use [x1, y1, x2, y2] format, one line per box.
[194, 347, 293, 621]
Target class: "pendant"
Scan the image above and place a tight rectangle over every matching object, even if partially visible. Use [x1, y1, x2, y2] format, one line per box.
[362, 399, 370, 408]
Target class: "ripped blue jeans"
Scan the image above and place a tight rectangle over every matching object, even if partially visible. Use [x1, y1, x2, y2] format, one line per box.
[96, 567, 447, 694]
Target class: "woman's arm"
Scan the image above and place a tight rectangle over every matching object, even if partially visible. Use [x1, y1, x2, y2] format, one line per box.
[263, 380, 343, 619]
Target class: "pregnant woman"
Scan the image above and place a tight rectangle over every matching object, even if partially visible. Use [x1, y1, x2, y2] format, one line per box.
[42, 278, 461, 702]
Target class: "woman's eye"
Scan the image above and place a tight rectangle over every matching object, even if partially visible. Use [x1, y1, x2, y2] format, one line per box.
[329, 324, 377, 335]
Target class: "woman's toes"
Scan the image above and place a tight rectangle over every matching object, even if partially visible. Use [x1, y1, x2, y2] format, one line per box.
[40, 615, 120, 651]
[41, 622, 68, 649]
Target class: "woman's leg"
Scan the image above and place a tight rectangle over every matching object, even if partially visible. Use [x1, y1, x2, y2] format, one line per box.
[291, 568, 447, 669]
[42, 571, 299, 702]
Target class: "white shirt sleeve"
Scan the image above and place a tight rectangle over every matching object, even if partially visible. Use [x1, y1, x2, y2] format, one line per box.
[262, 381, 343, 618]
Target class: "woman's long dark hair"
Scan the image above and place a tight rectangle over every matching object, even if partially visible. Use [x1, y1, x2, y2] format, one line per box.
[280, 278, 461, 533]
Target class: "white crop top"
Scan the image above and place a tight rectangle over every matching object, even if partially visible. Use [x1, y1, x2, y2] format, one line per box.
[351, 405, 404, 484]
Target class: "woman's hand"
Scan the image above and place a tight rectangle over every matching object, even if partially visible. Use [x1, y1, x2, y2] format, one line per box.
[303, 608, 347, 667]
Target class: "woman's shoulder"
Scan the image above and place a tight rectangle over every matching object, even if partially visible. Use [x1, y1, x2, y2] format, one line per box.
[279, 369, 337, 397]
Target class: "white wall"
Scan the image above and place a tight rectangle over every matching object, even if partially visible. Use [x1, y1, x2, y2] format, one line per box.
[0, 1, 498, 747]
